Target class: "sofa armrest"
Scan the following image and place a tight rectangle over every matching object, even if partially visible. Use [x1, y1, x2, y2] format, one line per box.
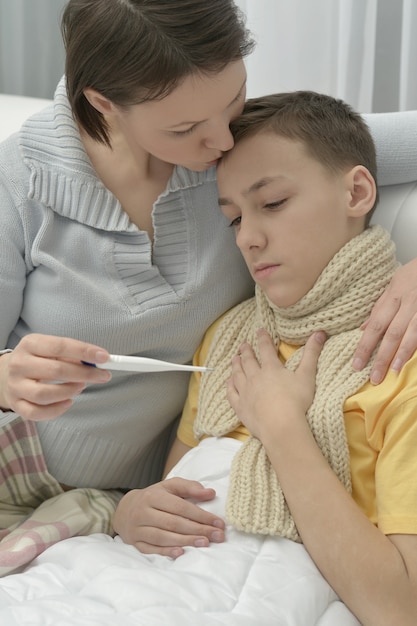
[0, 94, 52, 142]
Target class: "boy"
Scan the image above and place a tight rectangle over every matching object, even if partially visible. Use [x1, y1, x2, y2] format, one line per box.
[115, 92, 417, 625]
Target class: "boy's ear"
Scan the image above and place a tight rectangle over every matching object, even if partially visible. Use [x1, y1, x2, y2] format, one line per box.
[83, 88, 115, 115]
[346, 165, 376, 218]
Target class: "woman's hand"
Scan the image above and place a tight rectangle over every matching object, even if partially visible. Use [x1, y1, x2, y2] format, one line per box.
[0, 333, 111, 420]
[113, 478, 225, 558]
[352, 258, 417, 384]
[226, 329, 325, 441]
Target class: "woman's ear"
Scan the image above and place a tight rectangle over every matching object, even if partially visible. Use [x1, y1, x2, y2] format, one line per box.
[346, 165, 376, 218]
[83, 87, 115, 116]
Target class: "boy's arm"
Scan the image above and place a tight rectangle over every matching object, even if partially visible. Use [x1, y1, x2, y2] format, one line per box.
[113, 474, 224, 558]
[163, 437, 192, 478]
[114, 325, 226, 558]
[114, 418, 224, 558]
[163, 315, 225, 478]
[262, 421, 417, 625]
[228, 330, 417, 625]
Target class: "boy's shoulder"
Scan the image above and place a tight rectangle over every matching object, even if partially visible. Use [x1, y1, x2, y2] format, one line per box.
[347, 348, 417, 427]
[198, 297, 256, 364]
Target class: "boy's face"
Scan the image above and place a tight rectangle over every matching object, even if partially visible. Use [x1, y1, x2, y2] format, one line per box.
[217, 132, 364, 308]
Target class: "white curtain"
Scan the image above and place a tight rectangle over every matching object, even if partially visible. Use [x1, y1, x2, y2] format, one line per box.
[0, 0, 66, 99]
[0, 0, 416, 113]
[236, 0, 417, 113]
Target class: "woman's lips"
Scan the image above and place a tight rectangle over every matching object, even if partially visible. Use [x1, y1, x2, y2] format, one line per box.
[205, 158, 220, 167]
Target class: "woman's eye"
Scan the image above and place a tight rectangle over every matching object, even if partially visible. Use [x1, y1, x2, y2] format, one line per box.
[171, 126, 196, 137]
[231, 90, 244, 105]
[265, 198, 287, 209]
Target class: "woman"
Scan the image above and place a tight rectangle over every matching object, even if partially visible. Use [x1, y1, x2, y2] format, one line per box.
[0, 0, 417, 552]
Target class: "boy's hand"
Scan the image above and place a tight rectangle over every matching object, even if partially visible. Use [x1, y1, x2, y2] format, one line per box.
[113, 478, 225, 558]
[352, 258, 417, 384]
[226, 329, 325, 442]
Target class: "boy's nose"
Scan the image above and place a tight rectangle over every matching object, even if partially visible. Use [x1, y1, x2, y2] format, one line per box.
[236, 220, 264, 251]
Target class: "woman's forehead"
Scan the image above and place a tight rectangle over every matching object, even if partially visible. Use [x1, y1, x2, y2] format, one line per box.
[137, 61, 247, 125]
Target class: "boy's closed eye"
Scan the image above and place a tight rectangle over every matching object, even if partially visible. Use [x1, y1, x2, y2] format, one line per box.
[228, 215, 241, 228]
[224, 198, 288, 228]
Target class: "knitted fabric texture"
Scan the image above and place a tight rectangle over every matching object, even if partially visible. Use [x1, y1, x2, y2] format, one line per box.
[194, 225, 398, 541]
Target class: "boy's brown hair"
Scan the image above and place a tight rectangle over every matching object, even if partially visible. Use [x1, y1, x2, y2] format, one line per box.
[229, 91, 379, 222]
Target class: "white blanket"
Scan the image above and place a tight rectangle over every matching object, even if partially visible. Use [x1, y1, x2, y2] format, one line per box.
[0, 438, 360, 625]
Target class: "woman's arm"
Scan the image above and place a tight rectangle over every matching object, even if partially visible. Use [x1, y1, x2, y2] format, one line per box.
[354, 110, 417, 382]
[0, 334, 112, 419]
[353, 258, 417, 384]
[0, 174, 113, 419]
[228, 330, 417, 625]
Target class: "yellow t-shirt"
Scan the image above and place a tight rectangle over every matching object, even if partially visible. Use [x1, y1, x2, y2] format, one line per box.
[178, 316, 417, 536]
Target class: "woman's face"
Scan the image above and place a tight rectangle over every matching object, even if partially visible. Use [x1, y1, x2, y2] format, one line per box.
[110, 60, 247, 171]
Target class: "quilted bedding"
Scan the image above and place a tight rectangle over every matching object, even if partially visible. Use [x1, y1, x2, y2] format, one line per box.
[0, 438, 360, 625]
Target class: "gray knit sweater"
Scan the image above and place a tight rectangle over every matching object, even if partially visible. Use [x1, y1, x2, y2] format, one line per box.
[0, 79, 254, 489]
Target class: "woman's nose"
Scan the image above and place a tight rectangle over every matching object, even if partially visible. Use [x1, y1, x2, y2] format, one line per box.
[204, 122, 234, 152]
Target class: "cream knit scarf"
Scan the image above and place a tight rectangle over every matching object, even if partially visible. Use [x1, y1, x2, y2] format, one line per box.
[194, 225, 398, 541]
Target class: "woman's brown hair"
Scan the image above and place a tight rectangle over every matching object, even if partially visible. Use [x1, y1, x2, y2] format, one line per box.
[61, 0, 254, 145]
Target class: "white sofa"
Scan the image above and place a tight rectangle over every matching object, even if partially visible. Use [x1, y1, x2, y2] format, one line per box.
[0, 93, 52, 140]
[0, 93, 416, 265]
